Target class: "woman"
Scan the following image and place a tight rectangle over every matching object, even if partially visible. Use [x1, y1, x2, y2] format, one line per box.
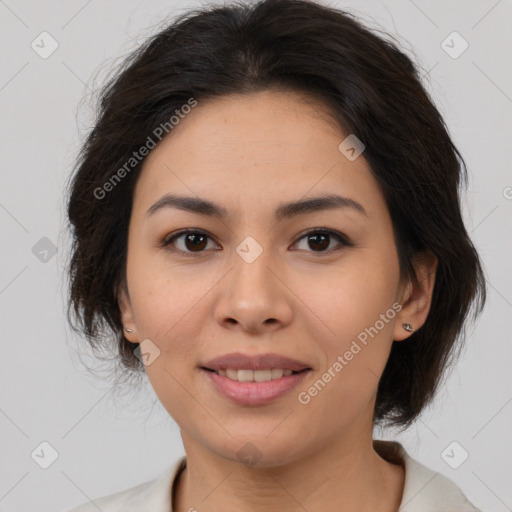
[66, 0, 486, 510]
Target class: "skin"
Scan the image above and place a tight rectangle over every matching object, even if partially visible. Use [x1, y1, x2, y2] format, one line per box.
[118, 89, 437, 512]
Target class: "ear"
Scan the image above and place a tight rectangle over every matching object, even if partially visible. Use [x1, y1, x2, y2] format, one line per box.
[117, 281, 139, 344]
[393, 250, 438, 341]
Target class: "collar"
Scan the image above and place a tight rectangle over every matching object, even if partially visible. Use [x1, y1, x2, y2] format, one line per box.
[74, 441, 480, 511]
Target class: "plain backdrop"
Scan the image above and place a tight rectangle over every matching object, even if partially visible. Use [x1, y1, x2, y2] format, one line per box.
[0, 1, 511, 511]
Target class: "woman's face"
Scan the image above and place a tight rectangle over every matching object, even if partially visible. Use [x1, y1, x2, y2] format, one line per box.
[119, 90, 429, 466]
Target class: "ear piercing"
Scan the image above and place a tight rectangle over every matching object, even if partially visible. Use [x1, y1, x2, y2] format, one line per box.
[127, 325, 414, 334]
[126, 325, 414, 335]
[126, 324, 414, 335]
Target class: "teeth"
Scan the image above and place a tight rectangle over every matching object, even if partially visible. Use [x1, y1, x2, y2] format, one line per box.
[216, 368, 295, 381]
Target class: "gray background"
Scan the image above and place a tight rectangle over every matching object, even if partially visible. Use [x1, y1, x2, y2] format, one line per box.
[1, 0, 511, 511]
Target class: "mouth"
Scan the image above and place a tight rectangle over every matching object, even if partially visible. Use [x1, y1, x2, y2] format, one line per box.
[201, 367, 310, 381]
[200, 367, 312, 406]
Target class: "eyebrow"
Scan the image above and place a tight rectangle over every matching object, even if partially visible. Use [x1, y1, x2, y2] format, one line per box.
[146, 193, 367, 221]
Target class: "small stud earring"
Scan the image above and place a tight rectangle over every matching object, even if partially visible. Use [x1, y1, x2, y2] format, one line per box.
[402, 323, 414, 333]
[124, 327, 133, 333]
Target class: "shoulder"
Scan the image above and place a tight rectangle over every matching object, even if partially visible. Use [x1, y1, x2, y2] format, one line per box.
[68, 445, 483, 512]
[379, 441, 482, 512]
[66, 456, 186, 512]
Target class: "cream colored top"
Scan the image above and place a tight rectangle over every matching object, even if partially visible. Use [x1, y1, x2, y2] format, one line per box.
[68, 441, 482, 511]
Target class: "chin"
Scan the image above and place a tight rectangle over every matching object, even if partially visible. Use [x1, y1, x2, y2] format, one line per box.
[209, 435, 306, 469]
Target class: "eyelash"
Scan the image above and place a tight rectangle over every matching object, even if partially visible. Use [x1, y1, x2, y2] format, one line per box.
[160, 228, 353, 257]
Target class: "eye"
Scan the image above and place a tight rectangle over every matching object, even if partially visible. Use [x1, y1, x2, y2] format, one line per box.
[161, 228, 352, 257]
[292, 229, 352, 255]
[161, 229, 220, 256]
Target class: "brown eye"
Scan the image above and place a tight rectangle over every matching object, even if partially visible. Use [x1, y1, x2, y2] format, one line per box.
[293, 229, 352, 254]
[162, 228, 351, 257]
[183, 233, 208, 251]
[162, 230, 219, 255]
[306, 232, 330, 251]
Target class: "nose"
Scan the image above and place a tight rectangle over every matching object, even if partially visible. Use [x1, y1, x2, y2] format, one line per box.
[213, 247, 293, 334]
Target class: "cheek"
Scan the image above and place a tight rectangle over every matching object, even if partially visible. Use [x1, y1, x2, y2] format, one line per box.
[295, 253, 400, 396]
[127, 260, 216, 375]
[131, 280, 193, 343]
[295, 269, 398, 427]
[303, 255, 398, 335]
[127, 245, 193, 334]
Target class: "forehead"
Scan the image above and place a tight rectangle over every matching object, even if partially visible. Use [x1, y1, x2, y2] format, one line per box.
[133, 90, 385, 220]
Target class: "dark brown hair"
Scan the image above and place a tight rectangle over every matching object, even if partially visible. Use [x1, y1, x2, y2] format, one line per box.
[66, 0, 486, 429]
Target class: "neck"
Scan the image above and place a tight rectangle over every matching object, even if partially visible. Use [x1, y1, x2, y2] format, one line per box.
[173, 434, 404, 512]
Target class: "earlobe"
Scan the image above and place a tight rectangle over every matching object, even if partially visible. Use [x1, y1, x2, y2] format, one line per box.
[393, 250, 438, 341]
[117, 283, 139, 343]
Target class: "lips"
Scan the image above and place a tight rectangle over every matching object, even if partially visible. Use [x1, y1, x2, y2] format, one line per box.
[201, 352, 312, 372]
[202, 366, 311, 406]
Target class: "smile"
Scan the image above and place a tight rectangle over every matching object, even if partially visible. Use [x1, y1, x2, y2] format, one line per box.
[201, 367, 311, 406]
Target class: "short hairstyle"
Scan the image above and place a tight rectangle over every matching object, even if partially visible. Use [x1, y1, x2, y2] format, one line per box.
[66, 0, 486, 429]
